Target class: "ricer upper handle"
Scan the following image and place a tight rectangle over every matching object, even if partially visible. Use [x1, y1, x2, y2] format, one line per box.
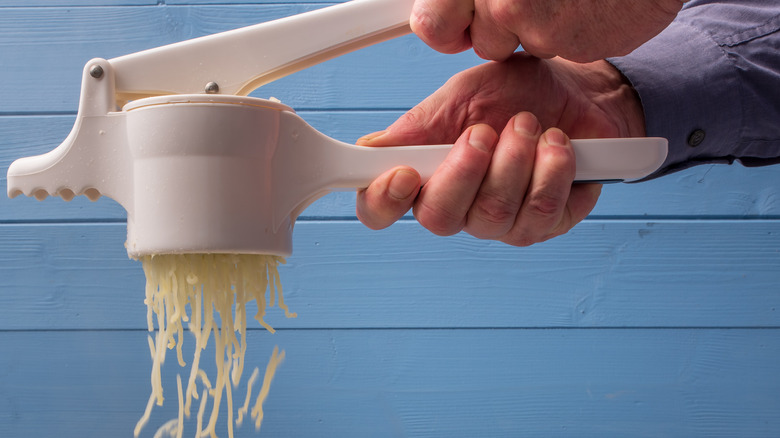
[110, 0, 416, 103]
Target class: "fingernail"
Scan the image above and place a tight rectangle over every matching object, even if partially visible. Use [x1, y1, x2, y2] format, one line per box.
[357, 130, 388, 145]
[513, 112, 541, 136]
[388, 169, 419, 200]
[544, 128, 568, 147]
[467, 125, 494, 153]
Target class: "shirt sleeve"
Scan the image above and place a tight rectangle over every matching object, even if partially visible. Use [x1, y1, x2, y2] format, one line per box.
[607, 0, 780, 179]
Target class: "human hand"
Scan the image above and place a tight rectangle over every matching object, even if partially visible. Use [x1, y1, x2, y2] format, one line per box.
[411, 0, 684, 62]
[355, 54, 646, 247]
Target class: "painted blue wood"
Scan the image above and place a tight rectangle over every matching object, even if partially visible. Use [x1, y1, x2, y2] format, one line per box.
[3, 114, 780, 222]
[1, 221, 778, 330]
[2, 1, 779, 437]
[0, 1, 156, 5]
[1, 329, 778, 437]
[0, 4, 482, 113]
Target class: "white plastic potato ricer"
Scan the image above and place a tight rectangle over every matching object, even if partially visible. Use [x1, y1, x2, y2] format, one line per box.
[6, 0, 667, 257]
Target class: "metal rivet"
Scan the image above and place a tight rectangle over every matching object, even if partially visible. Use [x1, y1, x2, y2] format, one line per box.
[687, 129, 706, 147]
[89, 64, 104, 79]
[205, 82, 219, 94]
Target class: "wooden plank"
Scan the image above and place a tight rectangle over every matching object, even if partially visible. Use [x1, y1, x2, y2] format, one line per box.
[3, 4, 777, 438]
[0, 4, 481, 113]
[0, 1, 155, 5]
[3, 114, 780, 222]
[0, 328, 778, 437]
[1, 220, 778, 330]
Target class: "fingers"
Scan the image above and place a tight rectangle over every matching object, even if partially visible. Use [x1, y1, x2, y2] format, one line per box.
[414, 113, 600, 247]
[357, 88, 457, 147]
[412, 0, 521, 61]
[463, 112, 539, 239]
[413, 124, 499, 235]
[356, 166, 421, 230]
[411, 0, 680, 62]
[469, 0, 522, 61]
[503, 127, 578, 246]
[503, 128, 601, 247]
[411, 0, 474, 54]
[357, 113, 602, 247]
[355, 123, 502, 232]
[411, 0, 528, 61]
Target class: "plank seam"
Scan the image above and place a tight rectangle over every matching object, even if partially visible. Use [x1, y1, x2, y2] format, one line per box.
[2, 326, 779, 333]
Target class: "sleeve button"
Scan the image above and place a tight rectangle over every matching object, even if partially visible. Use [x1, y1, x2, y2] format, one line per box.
[687, 129, 706, 147]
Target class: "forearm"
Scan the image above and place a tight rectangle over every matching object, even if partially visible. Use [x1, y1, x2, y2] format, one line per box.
[608, 0, 780, 179]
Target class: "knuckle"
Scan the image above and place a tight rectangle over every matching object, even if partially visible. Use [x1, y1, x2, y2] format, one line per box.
[537, 141, 576, 177]
[411, 5, 443, 40]
[450, 159, 488, 184]
[470, 193, 519, 226]
[525, 190, 565, 219]
[502, 141, 536, 166]
[413, 17, 440, 44]
[412, 3, 469, 53]
[400, 105, 432, 132]
[395, 104, 448, 144]
[500, 191, 567, 247]
[488, 0, 522, 29]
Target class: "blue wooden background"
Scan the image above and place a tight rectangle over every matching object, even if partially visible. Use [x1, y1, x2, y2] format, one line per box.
[2, 1, 780, 437]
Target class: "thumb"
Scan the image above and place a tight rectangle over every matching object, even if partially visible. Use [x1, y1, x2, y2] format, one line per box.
[356, 129, 394, 146]
[357, 102, 447, 147]
[357, 120, 429, 147]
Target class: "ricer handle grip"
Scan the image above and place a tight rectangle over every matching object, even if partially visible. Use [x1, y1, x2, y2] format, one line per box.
[271, 110, 667, 227]
[326, 137, 668, 187]
[109, 0, 416, 101]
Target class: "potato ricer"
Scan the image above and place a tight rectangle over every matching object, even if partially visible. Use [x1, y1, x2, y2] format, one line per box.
[6, 0, 667, 257]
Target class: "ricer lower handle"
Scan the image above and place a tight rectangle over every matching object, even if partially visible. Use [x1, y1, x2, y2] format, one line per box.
[324, 137, 668, 188]
[327, 143, 452, 190]
[271, 109, 667, 230]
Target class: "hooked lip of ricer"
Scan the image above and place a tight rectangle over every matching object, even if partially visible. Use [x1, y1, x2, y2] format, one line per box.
[5, 0, 667, 258]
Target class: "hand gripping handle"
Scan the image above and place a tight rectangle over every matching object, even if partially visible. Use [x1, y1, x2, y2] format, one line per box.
[269, 110, 668, 228]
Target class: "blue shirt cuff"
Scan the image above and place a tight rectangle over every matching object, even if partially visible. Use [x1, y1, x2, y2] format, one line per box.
[608, 20, 742, 179]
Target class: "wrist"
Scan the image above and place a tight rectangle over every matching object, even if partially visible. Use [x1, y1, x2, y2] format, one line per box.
[587, 60, 647, 138]
[550, 57, 647, 139]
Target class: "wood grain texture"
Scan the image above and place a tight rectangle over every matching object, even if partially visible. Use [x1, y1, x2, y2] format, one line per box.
[1, 329, 778, 437]
[1, 220, 778, 331]
[0, 1, 155, 5]
[2, 1, 780, 437]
